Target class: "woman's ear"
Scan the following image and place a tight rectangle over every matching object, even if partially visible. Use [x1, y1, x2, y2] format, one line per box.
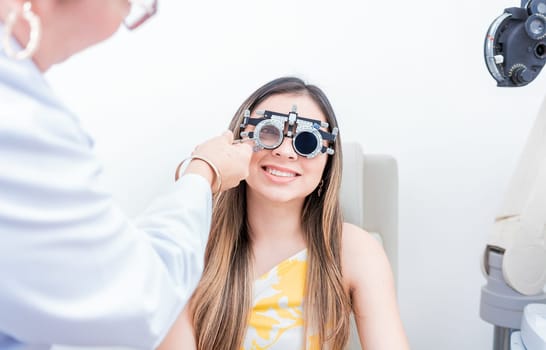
[29, 0, 57, 18]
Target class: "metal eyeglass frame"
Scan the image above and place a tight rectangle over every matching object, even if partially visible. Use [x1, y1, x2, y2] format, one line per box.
[238, 106, 338, 159]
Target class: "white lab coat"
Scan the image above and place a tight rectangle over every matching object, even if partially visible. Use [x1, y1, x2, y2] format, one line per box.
[0, 24, 211, 350]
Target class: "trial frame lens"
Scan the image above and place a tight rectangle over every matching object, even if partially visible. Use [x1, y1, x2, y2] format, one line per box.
[293, 130, 321, 157]
[255, 120, 284, 149]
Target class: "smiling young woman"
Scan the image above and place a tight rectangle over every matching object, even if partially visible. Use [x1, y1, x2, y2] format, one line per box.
[156, 76, 411, 350]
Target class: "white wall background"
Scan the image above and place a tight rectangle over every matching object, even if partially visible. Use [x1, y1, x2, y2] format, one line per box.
[45, 0, 546, 349]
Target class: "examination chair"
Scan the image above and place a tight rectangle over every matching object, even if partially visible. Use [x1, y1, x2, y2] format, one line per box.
[339, 142, 399, 350]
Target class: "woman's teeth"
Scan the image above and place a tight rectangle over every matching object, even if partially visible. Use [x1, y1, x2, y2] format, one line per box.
[266, 167, 296, 177]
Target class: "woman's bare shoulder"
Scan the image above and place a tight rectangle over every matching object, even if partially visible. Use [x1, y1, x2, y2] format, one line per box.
[341, 222, 393, 289]
[341, 222, 385, 257]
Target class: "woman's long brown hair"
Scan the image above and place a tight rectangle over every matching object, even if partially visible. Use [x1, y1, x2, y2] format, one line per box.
[189, 77, 351, 349]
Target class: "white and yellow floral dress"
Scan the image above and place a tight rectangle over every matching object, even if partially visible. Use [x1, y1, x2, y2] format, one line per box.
[241, 249, 319, 350]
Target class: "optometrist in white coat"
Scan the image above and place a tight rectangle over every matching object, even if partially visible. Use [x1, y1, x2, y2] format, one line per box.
[0, 1, 252, 349]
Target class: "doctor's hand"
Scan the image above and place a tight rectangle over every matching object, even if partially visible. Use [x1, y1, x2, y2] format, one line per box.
[184, 131, 252, 193]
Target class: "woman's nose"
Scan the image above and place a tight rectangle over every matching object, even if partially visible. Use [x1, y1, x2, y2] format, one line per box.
[273, 137, 298, 160]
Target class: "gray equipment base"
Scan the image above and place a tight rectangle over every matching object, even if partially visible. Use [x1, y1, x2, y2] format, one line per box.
[480, 249, 546, 350]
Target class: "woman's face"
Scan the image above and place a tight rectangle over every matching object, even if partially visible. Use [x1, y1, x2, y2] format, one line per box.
[244, 93, 330, 205]
[52, 0, 129, 53]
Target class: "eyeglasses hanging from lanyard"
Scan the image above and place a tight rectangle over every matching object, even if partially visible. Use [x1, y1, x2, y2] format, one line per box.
[238, 106, 338, 159]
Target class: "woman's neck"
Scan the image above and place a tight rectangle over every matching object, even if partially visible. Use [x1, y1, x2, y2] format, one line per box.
[0, 3, 59, 72]
[246, 192, 305, 245]
[246, 192, 308, 278]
